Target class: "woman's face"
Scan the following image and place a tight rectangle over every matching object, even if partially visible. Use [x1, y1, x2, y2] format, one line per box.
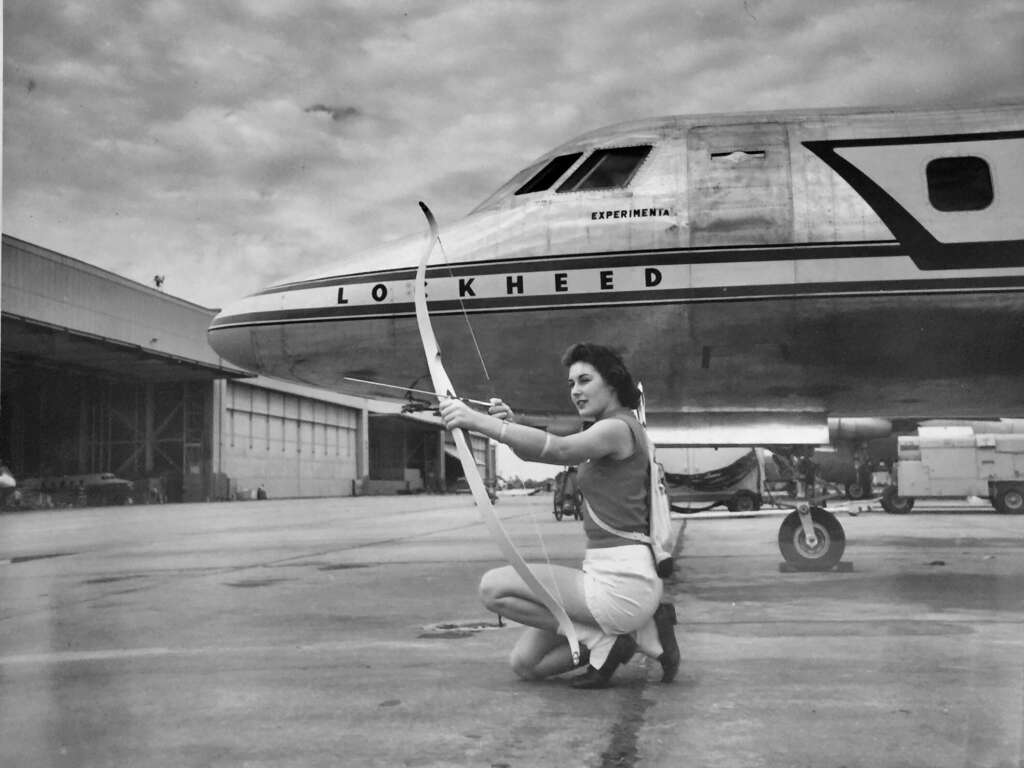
[568, 361, 621, 419]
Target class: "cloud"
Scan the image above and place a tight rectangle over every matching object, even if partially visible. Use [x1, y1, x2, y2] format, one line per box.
[304, 104, 361, 122]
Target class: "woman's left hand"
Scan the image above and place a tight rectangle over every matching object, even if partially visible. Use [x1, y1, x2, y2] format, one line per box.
[438, 397, 480, 432]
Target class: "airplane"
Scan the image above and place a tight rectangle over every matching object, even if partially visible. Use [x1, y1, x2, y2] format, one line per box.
[208, 102, 1024, 571]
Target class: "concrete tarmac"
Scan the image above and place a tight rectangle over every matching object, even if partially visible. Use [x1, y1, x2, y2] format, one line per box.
[2, 495, 1023, 768]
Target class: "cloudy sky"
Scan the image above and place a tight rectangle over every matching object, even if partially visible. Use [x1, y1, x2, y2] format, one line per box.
[4, 0, 1023, 312]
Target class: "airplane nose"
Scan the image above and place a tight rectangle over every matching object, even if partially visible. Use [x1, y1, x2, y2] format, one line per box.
[208, 305, 261, 373]
[206, 229, 429, 380]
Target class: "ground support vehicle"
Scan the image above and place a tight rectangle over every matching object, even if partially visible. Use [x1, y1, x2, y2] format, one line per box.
[883, 427, 1024, 514]
[552, 468, 582, 521]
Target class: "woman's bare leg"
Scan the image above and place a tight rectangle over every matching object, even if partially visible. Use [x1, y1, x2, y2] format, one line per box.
[480, 563, 634, 672]
[478, 563, 596, 630]
[508, 627, 578, 680]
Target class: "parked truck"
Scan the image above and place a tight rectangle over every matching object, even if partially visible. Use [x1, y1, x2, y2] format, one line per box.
[883, 425, 1024, 514]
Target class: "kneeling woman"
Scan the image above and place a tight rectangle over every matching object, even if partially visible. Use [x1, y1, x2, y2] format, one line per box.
[439, 343, 679, 689]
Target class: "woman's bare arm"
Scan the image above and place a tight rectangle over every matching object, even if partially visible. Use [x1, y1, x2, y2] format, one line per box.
[439, 399, 634, 464]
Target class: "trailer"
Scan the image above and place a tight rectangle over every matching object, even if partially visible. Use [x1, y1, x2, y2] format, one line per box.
[659, 446, 768, 512]
[884, 426, 1024, 514]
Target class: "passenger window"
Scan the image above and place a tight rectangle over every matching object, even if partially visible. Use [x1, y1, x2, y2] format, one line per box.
[926, 156, 993, 211]
[556, 145, 652, 192]
[514, 153, 583, 195]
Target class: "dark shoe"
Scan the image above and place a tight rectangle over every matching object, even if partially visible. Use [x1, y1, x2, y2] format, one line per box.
[570, 634, 637, 689]
[575, 645, 591, 669]
[654, 603, 680, 683]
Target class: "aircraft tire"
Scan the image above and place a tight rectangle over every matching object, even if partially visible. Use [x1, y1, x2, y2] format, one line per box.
[777, 507, 845, 571]
[881, 486, 914, 514]
[844, 481, 869, 500]
[992, 486, 1024, 515]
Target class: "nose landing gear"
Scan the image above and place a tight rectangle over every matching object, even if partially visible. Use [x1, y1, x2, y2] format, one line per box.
[770, 449, 849, 572]
[777, 505, 847, 571]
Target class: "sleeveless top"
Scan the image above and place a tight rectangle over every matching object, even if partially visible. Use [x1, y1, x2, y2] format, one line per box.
[577, 412, 650, 548]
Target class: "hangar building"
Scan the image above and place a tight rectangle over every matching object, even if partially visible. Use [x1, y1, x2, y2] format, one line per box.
[0, 235, 495, 505]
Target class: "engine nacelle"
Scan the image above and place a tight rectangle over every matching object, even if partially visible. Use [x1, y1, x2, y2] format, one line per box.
[828, 418, 893, 442]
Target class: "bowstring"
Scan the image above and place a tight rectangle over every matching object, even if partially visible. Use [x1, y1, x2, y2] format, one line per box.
[524, 472, 569, 613]
[435, 234, 491, 388]
[433, 217, 569, 625]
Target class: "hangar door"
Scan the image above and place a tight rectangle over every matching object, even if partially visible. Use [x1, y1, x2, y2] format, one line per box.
[219, 380, 360, 498]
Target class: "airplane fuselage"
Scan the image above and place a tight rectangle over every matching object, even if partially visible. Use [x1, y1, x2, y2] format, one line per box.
[209, 104, 1024, 432]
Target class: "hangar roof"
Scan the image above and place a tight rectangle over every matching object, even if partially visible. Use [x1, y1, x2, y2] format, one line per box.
[2, 314, 245, 382]
[1, 235, 250, 382]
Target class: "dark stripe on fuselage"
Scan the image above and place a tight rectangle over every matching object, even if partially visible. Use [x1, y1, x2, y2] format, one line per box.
[804, 130, 1024, 270]
[255, 241, 905, 295]
[209, 273, 1024, 329]
[807, 128, 1024, 148]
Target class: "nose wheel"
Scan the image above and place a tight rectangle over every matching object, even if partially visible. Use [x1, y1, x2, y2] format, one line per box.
[778, 506, 846, 571]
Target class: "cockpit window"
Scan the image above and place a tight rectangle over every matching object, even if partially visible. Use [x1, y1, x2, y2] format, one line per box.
[556, 145, 652, 192]
[514, 153, 583, 195]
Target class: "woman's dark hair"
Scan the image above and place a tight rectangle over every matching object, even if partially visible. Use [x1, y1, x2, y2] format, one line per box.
[561, 343, 642, 409]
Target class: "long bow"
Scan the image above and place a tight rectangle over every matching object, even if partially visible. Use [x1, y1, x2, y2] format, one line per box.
[414, 202, 581, 666]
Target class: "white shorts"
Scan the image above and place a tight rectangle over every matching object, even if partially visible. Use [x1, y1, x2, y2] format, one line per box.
[582, 544, 663, 635]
